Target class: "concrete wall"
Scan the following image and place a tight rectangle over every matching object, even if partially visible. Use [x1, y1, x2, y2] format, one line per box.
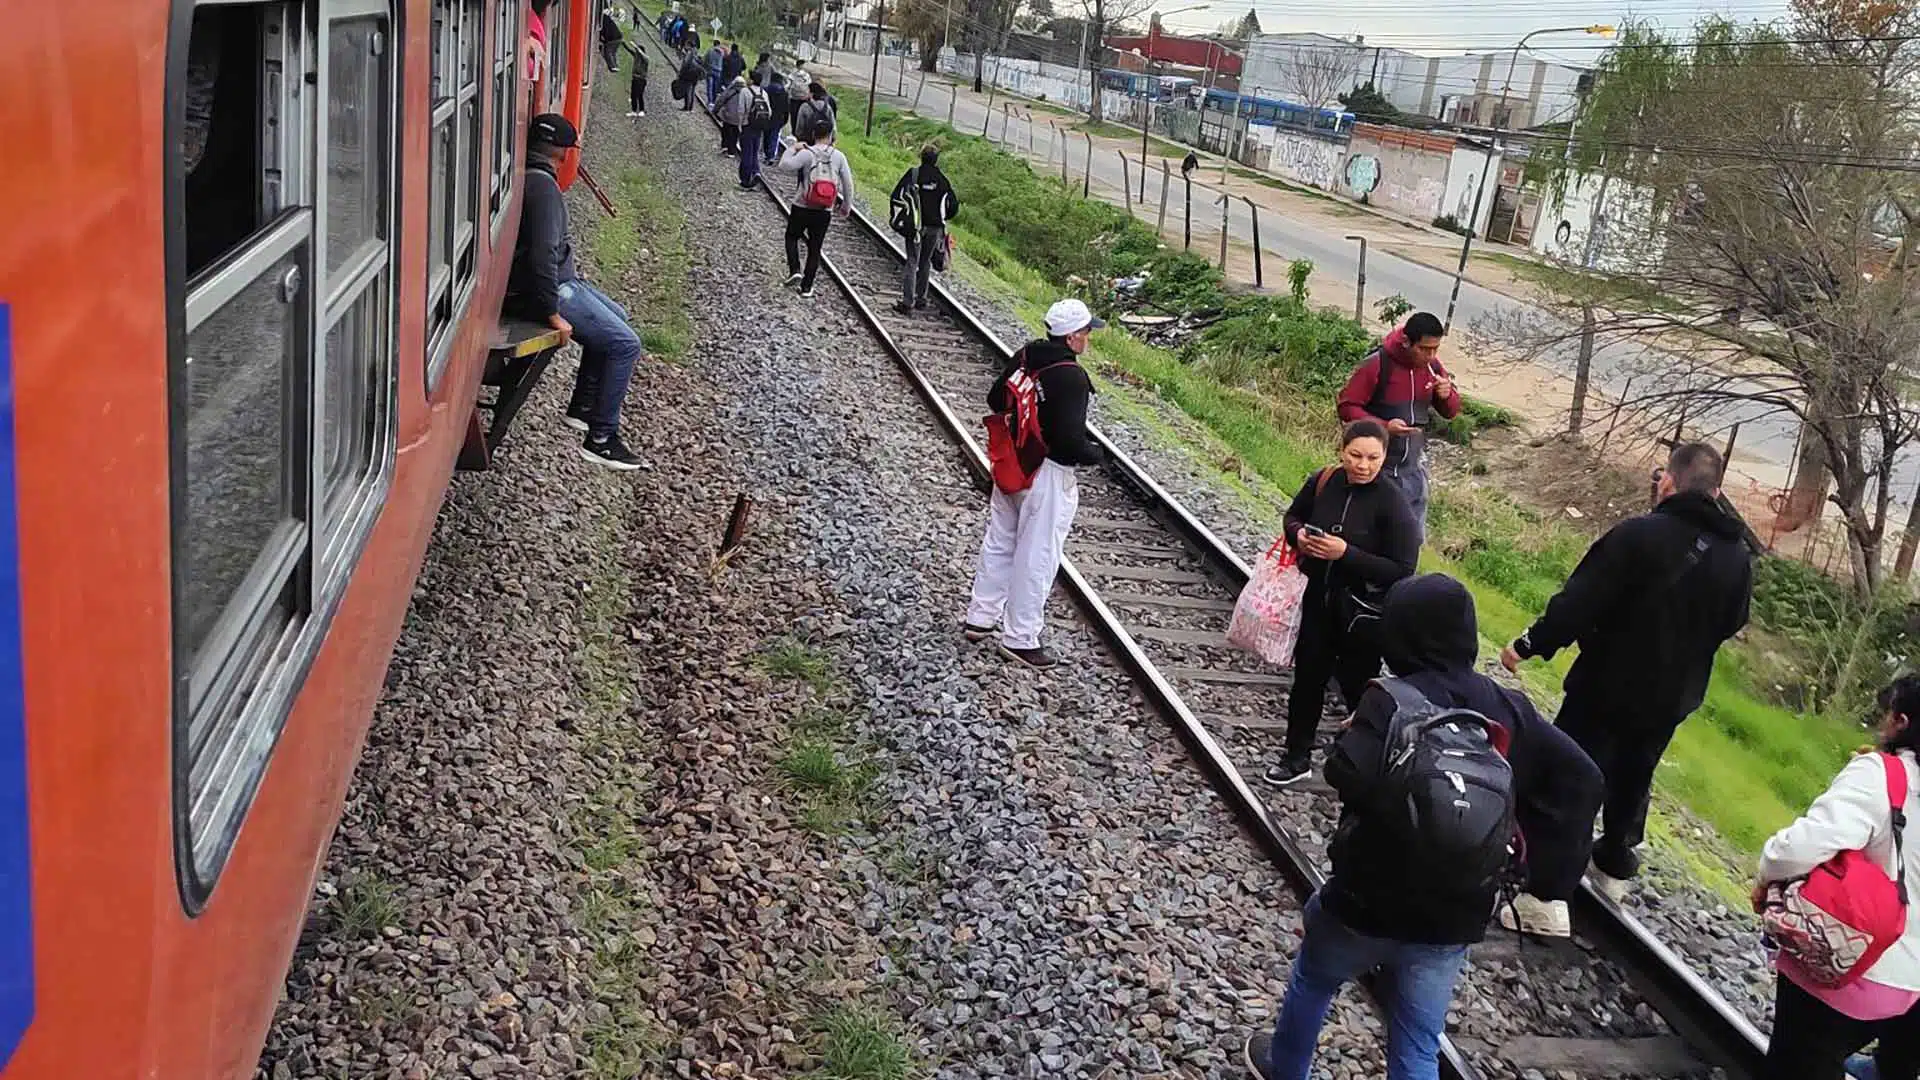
[1442, 143, 1500, 233]
[1529, 173, 1664, 274]
[1339, 123, 1452, 222]
[1242, 126, 1346, 190]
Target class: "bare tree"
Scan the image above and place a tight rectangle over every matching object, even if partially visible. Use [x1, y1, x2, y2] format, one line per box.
[1277, 39, 1361, 107]
[1521, 0, 1920, 595]
[1074, 0, 1154, 120]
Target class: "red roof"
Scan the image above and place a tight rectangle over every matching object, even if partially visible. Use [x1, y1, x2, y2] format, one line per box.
[1104, 33, 1241, 76]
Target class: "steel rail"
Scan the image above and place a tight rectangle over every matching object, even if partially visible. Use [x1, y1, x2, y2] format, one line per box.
[636, 34, 1765, 1077]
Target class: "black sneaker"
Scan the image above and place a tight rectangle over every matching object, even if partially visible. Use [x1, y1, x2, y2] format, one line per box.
[563, 403, 592, 432]
[798, 286, 815, 299]
[1262, 756, 1313, 787]
[894, 301, 914, 314]
[999, 644, 1057, 669]
[580, 434, 649, 471]
[1242, 1032, 1275, 1079]
[913, 297, 929, 309]
[785, 272, 804, 287]
[962, 622, 995, 642]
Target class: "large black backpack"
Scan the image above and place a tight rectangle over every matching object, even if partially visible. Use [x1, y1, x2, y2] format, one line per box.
[1375, 679, 1517, 890]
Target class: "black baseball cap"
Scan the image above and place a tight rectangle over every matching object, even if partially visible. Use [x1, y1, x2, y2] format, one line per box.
[529, 113, 579, 149]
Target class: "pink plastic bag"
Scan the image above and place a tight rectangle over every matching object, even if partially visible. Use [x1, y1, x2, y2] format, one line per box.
[1226, 537, 1309, 666]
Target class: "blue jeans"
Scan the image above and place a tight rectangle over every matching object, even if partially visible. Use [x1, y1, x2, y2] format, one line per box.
[554, 279, 642, 441]
[705, 69, 721, 105]
[1384, 457, 1429, 537]
[1267, 892, 1468, 1080]
[761, 124, 781, 164]
[739, 130, 762, 185]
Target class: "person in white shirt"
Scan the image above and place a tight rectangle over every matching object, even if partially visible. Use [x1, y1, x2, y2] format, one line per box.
[1754, 674, 1920, 1079]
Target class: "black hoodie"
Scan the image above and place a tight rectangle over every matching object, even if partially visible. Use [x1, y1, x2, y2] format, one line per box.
[986, 340, 1103, 467]
[1514, 491, 1753, 724]
[1323, 575, 1603, 944]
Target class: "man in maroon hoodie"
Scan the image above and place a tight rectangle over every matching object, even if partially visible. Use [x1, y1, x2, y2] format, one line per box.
[1335, 312, 1460, 533]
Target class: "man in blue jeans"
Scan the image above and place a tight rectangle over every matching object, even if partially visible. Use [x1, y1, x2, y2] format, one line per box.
[505, 114, 647, 470]
[1246, 573, 1601, 1078]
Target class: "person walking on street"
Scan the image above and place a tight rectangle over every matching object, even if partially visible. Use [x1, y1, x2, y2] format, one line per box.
[597, 9, 622, 74]
[1753, 675, 1920, 1080]
[735, 73, 774, 189]
[888, 145, 959, 313]
[1182, 150, 1199, 178]
[716, 74, 748, 157]
[1501, 441, 1753, 898]
[1336, 311, 1460, 534]
[504, 114, 648, 471]
[775, 120, 855, 298]
[627, 46, 648, 116]
[963, 299, 1107, 669]
[1245, 573, 1600, 1079]
[762, 71, 791, 165]
[1263, 419, 1421, 787]
[705, 40, 725, 107]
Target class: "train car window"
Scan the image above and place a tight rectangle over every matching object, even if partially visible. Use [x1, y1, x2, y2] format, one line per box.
[546, 0, 568, 107]
[167, 0, 397, 909]
[425, 0, 486, 388]
[489, 0, 518, 226]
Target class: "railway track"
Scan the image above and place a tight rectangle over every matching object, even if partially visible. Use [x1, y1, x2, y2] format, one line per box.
[650, 45, 1770, 1079]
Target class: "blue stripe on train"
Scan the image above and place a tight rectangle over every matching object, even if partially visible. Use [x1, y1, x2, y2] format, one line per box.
[0, 304, 32, 1070]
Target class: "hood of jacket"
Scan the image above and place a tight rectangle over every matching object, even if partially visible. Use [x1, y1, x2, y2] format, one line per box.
[1379, 573, 1478, 676]
[1378, 325, 1422, 371]
[1021, 338, 1080, 371]
[1657, 490, 1746, 542]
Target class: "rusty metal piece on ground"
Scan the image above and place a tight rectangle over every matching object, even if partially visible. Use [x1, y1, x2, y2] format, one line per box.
[718, 493, 753, 558]
[576, 161, 619, 218]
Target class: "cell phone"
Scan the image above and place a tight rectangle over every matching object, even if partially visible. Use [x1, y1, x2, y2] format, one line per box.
[1300, 524, 1327, 538]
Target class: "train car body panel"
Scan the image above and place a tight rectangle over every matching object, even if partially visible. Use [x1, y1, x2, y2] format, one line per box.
[0, 0, 593, 1075]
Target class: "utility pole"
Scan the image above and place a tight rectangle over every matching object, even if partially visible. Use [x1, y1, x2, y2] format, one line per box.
[866, 0, 884, 135]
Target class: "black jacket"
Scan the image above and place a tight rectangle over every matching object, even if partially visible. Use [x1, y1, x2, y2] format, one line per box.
[599, 13, 621, 41]
[986, 340, 1103, 467]
[632, 50, 649, 79]
[722, 49, 746, 81]
[890, 164, 959, 229]
[1323, 575, 1602, 944]
[766, 81, 790, 124]
[1282, 467, 1419, 603]
[1515, 491, 1752, 724]
[505, 158, 575, 320]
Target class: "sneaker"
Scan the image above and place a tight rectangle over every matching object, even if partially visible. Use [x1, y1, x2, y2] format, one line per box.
[563, 402, 592, 432]
[962, 622, 995, 642]
[626, 110, 640, 117]
[999, 644, 1057, 669]
[913, 297, 928, 309]
[894, 301, 914, 314]
[784, 272, 804, 287]
[1262, 756, 1313, 787]
[1498, 893, 1572, 938]
[1588, 865, 1633, 903]
[798, 287, 815, 299]
[1242, 1032, 1275, 1080]
[637, 110, 646, 117]
[580, 434, 649, 471]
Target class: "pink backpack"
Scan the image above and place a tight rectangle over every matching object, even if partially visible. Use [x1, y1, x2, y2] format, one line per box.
[1763, 752, 1911, 988]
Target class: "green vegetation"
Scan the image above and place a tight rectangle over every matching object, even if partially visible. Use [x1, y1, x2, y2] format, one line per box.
[327, 872, 401, 940]
[822, 83, 1873, 877]
[592, 164, 694, 359]
[808, 1003, 916, 1080]
[757, 638, 837, 692]
[758, 643, 880, 834]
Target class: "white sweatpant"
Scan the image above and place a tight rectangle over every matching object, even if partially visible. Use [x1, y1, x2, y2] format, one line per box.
[964, 459, 1080, 650]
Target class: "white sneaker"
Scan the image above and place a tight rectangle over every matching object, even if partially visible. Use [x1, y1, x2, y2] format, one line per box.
[1588, 864, 1632, 903]
[1499, 893, 1571, 938]
[626, 110, 640, 117]
[637, 110, 646, 117]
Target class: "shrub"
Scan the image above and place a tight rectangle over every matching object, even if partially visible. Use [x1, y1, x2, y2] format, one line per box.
[1750, 555, 1920, 715]
[1287, 258, 1314, 304]
[1375, 293, 1414, 324]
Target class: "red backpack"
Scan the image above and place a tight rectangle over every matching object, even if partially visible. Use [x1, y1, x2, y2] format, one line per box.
[1763, 752, 1912, 988]
[982, 352, 1076, 494]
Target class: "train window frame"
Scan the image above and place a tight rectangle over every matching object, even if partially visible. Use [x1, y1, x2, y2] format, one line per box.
[489, 0, 518, 232]
[424, 0, 487, 389]
[164, 0, 400, 913]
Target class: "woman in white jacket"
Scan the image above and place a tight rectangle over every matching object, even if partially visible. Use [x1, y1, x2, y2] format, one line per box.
[1754, 675, 1920, 1078]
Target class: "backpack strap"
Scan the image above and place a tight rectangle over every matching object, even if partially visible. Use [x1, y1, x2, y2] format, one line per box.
[1373, 677, 1436, 722]
[1885, 751, 1910, 906]
[1314, 466, 1337, 498]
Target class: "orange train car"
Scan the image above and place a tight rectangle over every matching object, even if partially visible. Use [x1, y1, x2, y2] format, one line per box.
[0, 0, 605, 1075]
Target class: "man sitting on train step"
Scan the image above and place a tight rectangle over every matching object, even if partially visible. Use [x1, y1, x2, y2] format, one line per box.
[505, 114, 648, 471]
[1243, 574, 1603, 1080]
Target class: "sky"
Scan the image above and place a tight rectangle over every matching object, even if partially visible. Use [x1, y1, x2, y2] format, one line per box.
[1155, 0, 1798, 57]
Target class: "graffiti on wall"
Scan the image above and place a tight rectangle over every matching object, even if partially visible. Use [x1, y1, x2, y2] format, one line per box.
[1382, 176, 1446, 220]
[1265, 132, 1342, 190]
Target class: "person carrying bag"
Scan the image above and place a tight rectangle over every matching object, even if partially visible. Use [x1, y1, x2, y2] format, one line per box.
[1753, 674, 1920, 1079]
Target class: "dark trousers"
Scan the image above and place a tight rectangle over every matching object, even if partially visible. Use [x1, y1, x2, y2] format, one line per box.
[680, 79, 695, 110]
[1765, 974, 1920, 1080]
[600, 40, 620, 73]
[762, 124, 782, 164]
[720, 123, 740, 154]
[738, 130, 763, 186]
[1283, 598, 1381, 762]
[629, 76, 646, 112]
[1514, 720, 1604, 901]
[785, 206, 832, 291]
[902, 225, 944, 306]
[1555, 692, 1680, 879]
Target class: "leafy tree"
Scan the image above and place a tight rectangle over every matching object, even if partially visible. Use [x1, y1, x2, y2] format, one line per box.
[1520, 1, 1920, 594]
[1337, 80, 1398, 124]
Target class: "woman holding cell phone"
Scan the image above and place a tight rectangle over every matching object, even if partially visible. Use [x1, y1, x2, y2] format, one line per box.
[1264, 418, 1423, 788]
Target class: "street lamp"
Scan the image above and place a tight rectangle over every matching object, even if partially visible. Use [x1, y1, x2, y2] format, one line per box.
[1442, 23, 1614, 329]
[1140, 4, 1209, 193]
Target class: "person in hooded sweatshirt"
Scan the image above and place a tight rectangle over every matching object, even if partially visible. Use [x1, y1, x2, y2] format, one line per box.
[1244, 573, 1605, 1080]
[1336, 311, 1461, 534]
[962, 299, 1106, 670]
[1263, 419, 1420, 787]
[1502, 440, 1753, 899]
[888, 145, 960, 313]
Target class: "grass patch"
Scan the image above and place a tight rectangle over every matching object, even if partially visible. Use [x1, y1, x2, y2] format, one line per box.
[758, 638, 837, 692]
[1478, 250, 1690, 317]
[808, 1003, 915, 1080]
[328, 872, 401, 940]
[590, 164, 695, 359]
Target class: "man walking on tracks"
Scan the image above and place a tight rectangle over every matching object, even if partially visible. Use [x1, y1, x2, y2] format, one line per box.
[1336, 311, 1460, 533]
[505, 114, 648, 471]
[888, 145, 959, 313]
[962, 299, 1106, 670]
[1501, 441, 1752, 898]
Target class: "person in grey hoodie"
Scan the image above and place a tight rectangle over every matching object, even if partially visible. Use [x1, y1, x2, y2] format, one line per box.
[704, 41, 725, 105]
[715, 74, 748, 157]
[775, 119, 856, 298]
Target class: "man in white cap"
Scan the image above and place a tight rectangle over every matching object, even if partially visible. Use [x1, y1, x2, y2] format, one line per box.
[963, 298, 1107, 668]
